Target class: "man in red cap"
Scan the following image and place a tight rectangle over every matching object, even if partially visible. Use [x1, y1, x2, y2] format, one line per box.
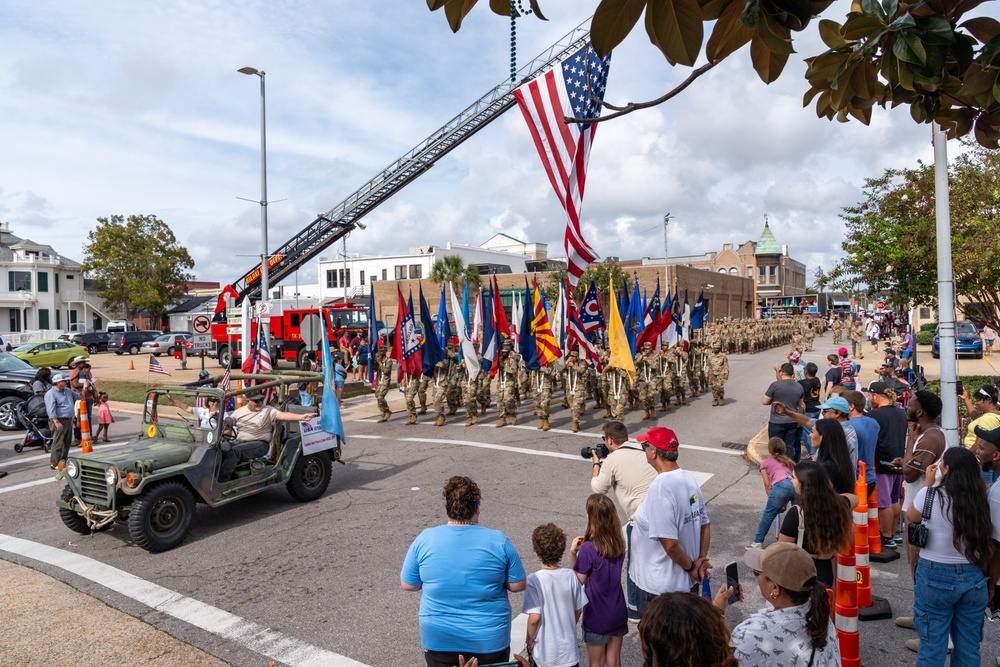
[628, 426, 711, 614]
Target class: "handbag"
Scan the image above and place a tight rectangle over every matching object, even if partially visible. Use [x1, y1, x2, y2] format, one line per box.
[907, 487, 936, 548]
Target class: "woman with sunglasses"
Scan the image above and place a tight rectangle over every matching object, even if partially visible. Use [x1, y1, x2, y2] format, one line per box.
[401, 476, 526, 667]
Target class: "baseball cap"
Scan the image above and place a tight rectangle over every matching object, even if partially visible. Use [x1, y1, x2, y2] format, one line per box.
[866, 381, 891, 397]
[198, 370, 210, 378]
[974, 423, 1000, 447]
[788, 350, 801, 362]
[636, 426, 679, 452]
[52, 372, 69, 383]
[244, 390, 264, 401]
[838, 347, 849, 356]
[743, 542, 817, 592]
[816, 396, 851, 415]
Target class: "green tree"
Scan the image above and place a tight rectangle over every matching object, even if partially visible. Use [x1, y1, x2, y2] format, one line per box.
[82, 214, 195, 320]
[425, 0, 1000, 147]
[429, 254, 482, 291]
[829, 143, 1000, 331]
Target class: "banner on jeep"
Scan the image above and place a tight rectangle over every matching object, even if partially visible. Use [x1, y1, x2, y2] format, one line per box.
[300, 416, 339, 455]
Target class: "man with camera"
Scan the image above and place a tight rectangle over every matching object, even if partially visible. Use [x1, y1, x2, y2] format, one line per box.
[589, 420, 658, 621]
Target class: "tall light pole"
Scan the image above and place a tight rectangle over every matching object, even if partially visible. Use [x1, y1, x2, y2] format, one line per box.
[238, 66, 269, 330]
[662, 212, 672, 296]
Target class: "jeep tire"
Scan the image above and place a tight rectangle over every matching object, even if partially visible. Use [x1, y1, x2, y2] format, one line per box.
[59, 485, 108, 535]
[286, 452, 332, 502]
[128, 480, 195, 552]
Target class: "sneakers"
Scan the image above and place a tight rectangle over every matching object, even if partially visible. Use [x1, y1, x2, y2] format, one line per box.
[747, 542, 763, 549]
[895, 616, 915, 629]
[905, 639, 951, 654]
[881, 534, 898, 548]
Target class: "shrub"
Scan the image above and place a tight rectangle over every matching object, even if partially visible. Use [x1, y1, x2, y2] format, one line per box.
[920, 322, 938, 332]
[915, 330, 934, 345]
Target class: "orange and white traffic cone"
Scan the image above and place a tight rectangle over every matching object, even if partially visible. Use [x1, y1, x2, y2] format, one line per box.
[79, 398, 93, 454]
[834, 524, 860, 667]
[235, 380, 245, 408]
[854, 464, 872, 609]
[858, 464, 894, 621]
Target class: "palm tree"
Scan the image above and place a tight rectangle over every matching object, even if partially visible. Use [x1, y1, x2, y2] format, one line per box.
[429, 255, 480, 291]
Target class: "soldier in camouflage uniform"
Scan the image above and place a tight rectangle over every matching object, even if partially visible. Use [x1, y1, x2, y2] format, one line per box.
[705, 340, 730, 406]
[461, 358, 479, 426]
[496, 342, 520, 427]
[445, 343, 462, 415]
[595, 345, 610, 414]
[791, 326, 804, 355]
[604, 365, 631, 421]
[851, 320, 865, 359]
[634, 341, 659, 420]
[658, 342, 674, 412]
[476, 353, 491, 414]
[563, 351, 588, 432]
[374, 345, 393, 422]
[804, 320, 816, 351]
[532, 363, 555, 431]
[691, 341, 708, 397]
[417, 374, 430, 415]
[671, 343, 690, 406]
[403, 370, 421, 425]
[432, 351, 453, 427]
[832, 317, 842, 345]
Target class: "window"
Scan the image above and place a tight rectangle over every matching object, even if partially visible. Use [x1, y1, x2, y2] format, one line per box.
[394, 266, 406, 280]
[757, 266, 777, 285]
[359, 271, 365, 285]
[38, 309, 49, 330]
[38, 272, 48, 292]
[381, 269, 387, 281]
[8, 311, 20, 332]
[370, 275, 377, 284]
[342, 269, 351, 288]
[920, 307, 931, 319]
[746, 267, 753, 279]
[66, 274, 75, 280]
[409, 264, 422, 279]
[56, 309, 61, 329]
[717, 268, 728, 274]
[326, 270, 338, 288]
[55, 274, 60, 292]
[8, 271, 30, 291]
[729, 267, 738, 276]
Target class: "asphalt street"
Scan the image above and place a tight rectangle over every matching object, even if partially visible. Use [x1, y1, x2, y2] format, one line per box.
[0, 332, 997, 666]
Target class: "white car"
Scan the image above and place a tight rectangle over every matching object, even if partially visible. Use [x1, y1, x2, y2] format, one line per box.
[139, 333, 192, 356]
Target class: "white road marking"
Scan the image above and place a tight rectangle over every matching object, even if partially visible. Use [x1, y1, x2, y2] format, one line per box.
[0, 478, 55, 494]
[9, 440, 130, 465]
[0, 534, 370, 667]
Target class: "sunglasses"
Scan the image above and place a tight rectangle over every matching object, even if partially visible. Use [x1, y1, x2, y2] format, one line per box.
[640, 442, 651, 451]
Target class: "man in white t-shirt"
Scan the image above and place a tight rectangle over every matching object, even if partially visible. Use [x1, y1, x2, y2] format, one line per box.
[219, 391, 317, 482]
[628, 426, 711, 614]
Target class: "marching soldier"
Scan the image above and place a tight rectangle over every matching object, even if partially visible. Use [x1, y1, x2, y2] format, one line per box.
[432, 351, 453, 427]
[461, 358, 479, 427]
[446, 343, 462, 415]
[476, 354, 492, 414]
[374, 345, 393, 423]
[563, 351, 588, 432]
[851, 320, 865, 359]
[403, 370, 421, 425]
[496, 341, 520, 427]
[804, 320, 816, 351]
[658, 342, 674, 412]
[705, 341, 730, 406]
[604, 365, 631, 421]
[532, 363, 555, 431]
[832, 317, 842, 345]
[670, 343, 689, 406]
[635, 341, 659, 420]
[417, 374, 430, 415]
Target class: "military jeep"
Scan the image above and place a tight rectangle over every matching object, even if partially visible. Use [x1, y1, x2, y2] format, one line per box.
[56, 372, 341, 552]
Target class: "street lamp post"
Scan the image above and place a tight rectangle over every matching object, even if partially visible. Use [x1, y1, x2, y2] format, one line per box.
[238, 66, 269, 333]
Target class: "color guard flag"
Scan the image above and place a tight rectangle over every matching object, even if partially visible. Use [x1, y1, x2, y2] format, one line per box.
[691, 290, 706, 330]
[607, 281, 635, 381]
[481, 285, 497, 373]
[449, 283, 481, 381]
[492, 275, 511, 344]
[577, 280, 605, 331]
[519, 281, 539, 372]
[393, 286, 422, 377]
[568, 307, 602, 372]
[532, 280, 562, 365]
[419, 285, 445, 377]
[319, 308, 346, 443]
[514, 42, 612, 287]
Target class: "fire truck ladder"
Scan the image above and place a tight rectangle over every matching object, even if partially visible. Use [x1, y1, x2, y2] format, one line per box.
[226, 18, 592, 310]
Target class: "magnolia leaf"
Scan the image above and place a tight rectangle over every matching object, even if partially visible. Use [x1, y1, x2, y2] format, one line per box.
[698, 0, 731, 22]
[428, 0, 450, 10]
[706, 0, 753, 61]
[886, 13, 916, 32]
[994, 78, 1000, 105]
[489, 0, 510, 15]
[954, 0, 991, 15]
[645, 0, 705, 66]
[757, 11, 795, 55]
[974, 114, 1000, 148]
[881, 0, 898, 19]
[914, 16, 954, 45]
[443, 0, 479, 32]
[893, 32, 921, 64]
[803, 85, 824, 106]
[984, 35, 1000, 68]
[851, 57, 878, 99]
[806, 51, 850, 82]
[830, 62, 856, 107]
[896, 50, 915, 90]
[959, 17, 1000, 45]
[741, 0, 761, 28]
[750, 32, 790, 82]
[819, 19, 850, 49]
[528, 0, 548, 19]
[592, 0, 648, 58]
[843, 15, 884, 40]
[902, 31, 927, 65]
[860, 0, 885, 20]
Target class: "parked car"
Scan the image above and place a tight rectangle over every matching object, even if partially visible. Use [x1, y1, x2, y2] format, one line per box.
[12, 340, 89, 368]
[107, 330, 163, 355]
[106, 320, 138, 333]
[932, 321, 983, 359]
[140, 333, 192, 356]
[0, 351, 38, 431]
[69, 332, 112, 354]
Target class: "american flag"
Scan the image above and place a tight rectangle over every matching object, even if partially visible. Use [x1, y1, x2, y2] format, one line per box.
[148, 355, 171, 376]
[514, 42, 611, 287]
[253, 324, 274, 403]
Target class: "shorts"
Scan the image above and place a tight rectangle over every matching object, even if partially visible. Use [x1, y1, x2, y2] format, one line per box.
[870, 336, 879, 344]
[876, 473, 902, 508]
[987, 339, 995, 345]
[901, 350, 912, 359]
[584, 628, 628, 645]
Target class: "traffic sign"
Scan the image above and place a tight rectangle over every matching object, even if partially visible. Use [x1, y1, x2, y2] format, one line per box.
[192, 315, 211, 334]
[191, 334, 212, 351]
[226, 307, 243, 321]
[226, 325, 242, 335]
[876, 300, 885, 311]
[300, 314, 322, 351]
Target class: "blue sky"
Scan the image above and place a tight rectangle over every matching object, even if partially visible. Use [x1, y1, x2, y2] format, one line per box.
[0, 1, 954, 288]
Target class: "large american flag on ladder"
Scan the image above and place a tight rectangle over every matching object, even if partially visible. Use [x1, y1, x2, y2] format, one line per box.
[514, 42, 611, 287]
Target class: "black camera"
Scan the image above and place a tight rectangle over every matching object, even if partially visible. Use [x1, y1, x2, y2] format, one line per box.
[581, 441, 611, 460]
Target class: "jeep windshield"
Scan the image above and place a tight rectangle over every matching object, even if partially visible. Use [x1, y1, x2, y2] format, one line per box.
[143, 388, 226, 445]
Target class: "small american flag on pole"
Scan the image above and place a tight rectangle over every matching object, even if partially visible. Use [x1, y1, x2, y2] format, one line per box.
[148, 355, 171, 376]
[514, 42, 611, 288]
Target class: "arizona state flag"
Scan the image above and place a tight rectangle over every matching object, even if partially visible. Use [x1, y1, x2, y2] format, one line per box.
[532, 280, 562, 365]
[607, 280, 635, 381]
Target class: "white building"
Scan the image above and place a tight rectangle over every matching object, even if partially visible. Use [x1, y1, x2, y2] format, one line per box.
[316, 236, 546, 302]
[0, 223, 110, 340]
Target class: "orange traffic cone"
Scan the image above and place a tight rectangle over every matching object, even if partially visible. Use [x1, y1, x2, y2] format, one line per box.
[858, 466, 894, 621]
[835, 519, 859, 667]
[854, 464, 872, 609]
[79, 398, 93, 454]
[235, 380, 245, 408]
[129, 359, 134, 370]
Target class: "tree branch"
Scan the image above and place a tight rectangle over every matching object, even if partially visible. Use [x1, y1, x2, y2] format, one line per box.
[564, 60, 722, 125]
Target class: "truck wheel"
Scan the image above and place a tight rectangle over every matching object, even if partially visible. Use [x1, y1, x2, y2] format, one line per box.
[218, 346, 231, 368]
[128, 480, 195, 552]
[286, 452, 332, 502]
[59, 485, 106, 535]
[297, 346, 310, 369]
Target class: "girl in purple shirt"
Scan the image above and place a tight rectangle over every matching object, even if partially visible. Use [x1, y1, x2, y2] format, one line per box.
[570, 494, 628, 667]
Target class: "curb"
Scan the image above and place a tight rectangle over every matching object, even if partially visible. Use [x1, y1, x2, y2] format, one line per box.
[745, 424, 769, 467]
